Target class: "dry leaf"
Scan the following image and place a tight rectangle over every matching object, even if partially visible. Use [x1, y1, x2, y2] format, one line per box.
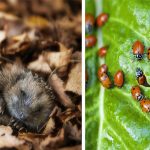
[49, 72, 75, 108]
[59, 108, 80, 123]
[0, 125, 24, 148]
[43, 118, 55, 135]
[65, 63, 81, 95]
[0, 12, 19, 21]
[40, 128, 65, 149]
[25, 16, 50, 28]
[0, 30, 6, 43]
[64, 122, 81, 142]
[28, 54, 51, 73]
[44, 42, 72, 76]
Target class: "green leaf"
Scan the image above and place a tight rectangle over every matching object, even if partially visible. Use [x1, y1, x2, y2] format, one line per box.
[86, 0, 150, 150]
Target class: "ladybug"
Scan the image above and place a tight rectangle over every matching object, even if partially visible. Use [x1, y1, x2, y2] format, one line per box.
[147, 48, 150, 60]
[85, 13, 95, 34]
[132, 40, 144, 60]
[85, 35, 97, 48]
[97, 64, 108, 76]
[98, 73, 112, 88]
[96, 13, 108, 27]
[97, 46, 107, 57]
[114, 70, 124, 88]
[140, 99, 150, 112]
[136, 68, 146, 85]
[131, 86, 144, 101]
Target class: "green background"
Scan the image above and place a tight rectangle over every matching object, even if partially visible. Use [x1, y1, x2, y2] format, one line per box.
[86, 0, 150, 149]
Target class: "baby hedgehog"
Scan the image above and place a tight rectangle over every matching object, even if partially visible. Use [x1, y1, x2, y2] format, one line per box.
[0, 64, 55, 132]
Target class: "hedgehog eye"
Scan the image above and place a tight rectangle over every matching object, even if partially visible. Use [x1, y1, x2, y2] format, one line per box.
[33, 106, 42, 113]
[20, 90, 26, 97]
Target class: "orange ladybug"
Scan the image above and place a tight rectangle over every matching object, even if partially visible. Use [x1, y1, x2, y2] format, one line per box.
[85, 35, 97, 48]
[96, 13, 108, 27]
[147, 48, 150, 60]
[131, 86, 144, 101]
[114, 70, 124, 87]
[98, 73, 112, 88]
[140, 99, 150, 112]
[136, 68, 146, 85]
[85, 13, 95, 34]
[132, 40, 144, 60]
[97, 64, 108, 76]
[97, 46, 107, 57]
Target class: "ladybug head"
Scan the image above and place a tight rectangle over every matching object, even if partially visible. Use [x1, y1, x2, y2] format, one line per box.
[85, 23, 93, 34]
[136, 68, 143, 78]
[135, 53, 143, 60]
[137, 94, 144, 101]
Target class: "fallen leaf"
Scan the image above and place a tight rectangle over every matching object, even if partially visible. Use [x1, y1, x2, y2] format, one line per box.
[44, 42, 72, 76]
[59, 108, 80, 123]
[0, 12, 19, 21]
[43, 117, 55, 135]
[49, 72, 75, 108]
[64, 122, 81, 142]
[40, 128, 65, 149]
[0, 125, 24, 148]
[0, 30, 6, 43]
[65, 63, 81, 95]
[24, 16, 50, 28]
[28, 54, 51, 73]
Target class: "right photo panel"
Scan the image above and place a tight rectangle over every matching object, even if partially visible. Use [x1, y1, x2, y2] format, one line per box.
[85, 0, 150, 149]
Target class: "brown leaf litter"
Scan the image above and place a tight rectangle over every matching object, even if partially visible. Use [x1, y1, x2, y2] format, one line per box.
[0, 0, 81, 149]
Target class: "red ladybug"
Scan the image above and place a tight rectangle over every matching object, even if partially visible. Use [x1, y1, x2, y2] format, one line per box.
[136, 68, 146, 85]
[85, 35, 97, 48]
[147, 48, 150, 60]
[132, 40, 144, 60]
[98, 73, 112, 88]
[114, 70, 124, 88]
[97, 64, 108, 76]
[131, 86, 144, 101]
[85, 13, 95, 34]
[140, 99, 150, 112]
[96, 13, 108, 27]
[97, 46, 107, 57]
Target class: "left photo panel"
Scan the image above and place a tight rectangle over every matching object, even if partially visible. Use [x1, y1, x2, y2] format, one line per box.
[0, 0, 82, 149]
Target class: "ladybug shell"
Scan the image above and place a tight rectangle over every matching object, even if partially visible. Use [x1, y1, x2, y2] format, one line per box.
[97, 64, 108, 76]
[114, 70, 124, 87]
[96, 13, 108, 27]
[137, 75, 146, 85]
[147, 48, 150, 60]
[98, 46, 107, 57]
[131, 86, 143, 101]
[99, 73, 112, 88]
[85, 35, 97, 48]
[85, 13, 95, 26]
[140, 99, 150, 112]
[132, 40, 144, 55]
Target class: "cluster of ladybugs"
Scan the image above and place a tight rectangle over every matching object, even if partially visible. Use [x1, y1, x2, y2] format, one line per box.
[85, 12, 108, 48]
[97, 64, 124, 88]
[131, 40, 150, 113]
[85, 12, 150, 112]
